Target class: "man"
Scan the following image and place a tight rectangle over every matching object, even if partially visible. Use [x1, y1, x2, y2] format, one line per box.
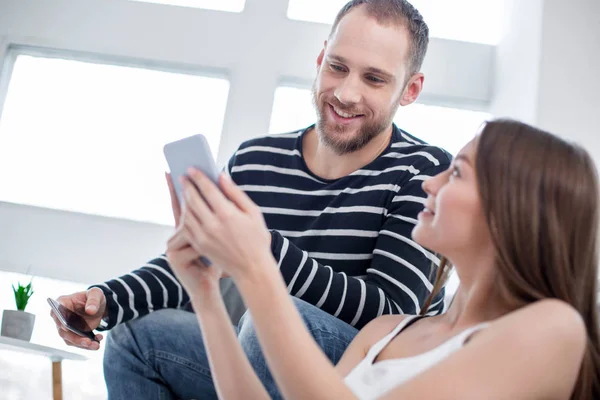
[52, 1, 452, 398]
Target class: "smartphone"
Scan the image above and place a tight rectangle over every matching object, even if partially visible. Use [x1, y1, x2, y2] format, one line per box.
[163, 134, 220, 206]
[47, 298, 99, 342]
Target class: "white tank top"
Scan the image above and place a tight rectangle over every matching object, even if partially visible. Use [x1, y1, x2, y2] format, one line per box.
[344, 315, 488, 400]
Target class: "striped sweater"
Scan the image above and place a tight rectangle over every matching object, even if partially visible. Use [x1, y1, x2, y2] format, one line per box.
[93, 124, 452, 330]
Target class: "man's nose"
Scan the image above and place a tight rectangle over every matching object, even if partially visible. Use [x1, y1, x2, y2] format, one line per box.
[334, 75, 362, 105]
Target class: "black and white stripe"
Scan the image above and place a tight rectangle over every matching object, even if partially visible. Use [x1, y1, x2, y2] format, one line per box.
[93, 124, 451, 331]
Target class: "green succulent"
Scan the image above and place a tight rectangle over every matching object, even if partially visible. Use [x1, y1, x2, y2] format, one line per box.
[12, 280, 34, 311]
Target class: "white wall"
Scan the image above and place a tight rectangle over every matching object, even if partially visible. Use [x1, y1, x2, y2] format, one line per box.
[490, 0, 600, 164]
[489, 0, 544, 124]
[0, 201, 171, 283]
[0, 0, 496, 283]
[536, 0, 600, 161]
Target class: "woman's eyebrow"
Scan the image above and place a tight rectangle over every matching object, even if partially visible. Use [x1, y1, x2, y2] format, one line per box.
[454, 154, 472, 167]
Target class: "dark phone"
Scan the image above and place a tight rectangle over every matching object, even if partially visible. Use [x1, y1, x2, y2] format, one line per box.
[47, 298, 99, 342]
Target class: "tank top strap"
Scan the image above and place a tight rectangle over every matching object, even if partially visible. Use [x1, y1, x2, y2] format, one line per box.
[454, 322, 490, 347]
[363, 315, 423, 363]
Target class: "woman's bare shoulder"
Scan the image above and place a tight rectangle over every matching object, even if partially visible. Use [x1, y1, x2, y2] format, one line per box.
[474, 299, 587, 367]
[489, 299, 585, 339]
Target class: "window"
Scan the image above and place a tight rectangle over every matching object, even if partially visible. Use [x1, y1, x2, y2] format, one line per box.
[128, 0, 245, 12]
[269, 85, 491, 155]
[270, 86, 317, 134]
[0, 271, 106, 399]
[393, 103, 491, 155]
[287, 0, 505, 45]
[0, 54, 230, 226]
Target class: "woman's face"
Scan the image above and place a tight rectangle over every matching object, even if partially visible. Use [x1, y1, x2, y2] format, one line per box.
[412, 139, 491, 260]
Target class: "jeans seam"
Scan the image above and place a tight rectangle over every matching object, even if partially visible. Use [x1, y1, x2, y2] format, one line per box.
[145, 349, 213, 380]
[307, 327, 356, 347]
[120, 321, 159, 374]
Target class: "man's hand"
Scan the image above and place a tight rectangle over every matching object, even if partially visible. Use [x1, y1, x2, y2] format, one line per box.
[50, 287, 106, 350]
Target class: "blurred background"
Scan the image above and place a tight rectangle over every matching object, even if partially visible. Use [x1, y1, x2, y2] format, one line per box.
[0, 0, 598, 398]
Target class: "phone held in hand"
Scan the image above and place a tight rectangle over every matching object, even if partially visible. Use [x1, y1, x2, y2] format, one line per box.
[163, 134, 220, 206]
[47, 298, 99, 342]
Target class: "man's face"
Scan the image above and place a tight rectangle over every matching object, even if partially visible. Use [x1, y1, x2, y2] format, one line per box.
[312, 7, 416, 155]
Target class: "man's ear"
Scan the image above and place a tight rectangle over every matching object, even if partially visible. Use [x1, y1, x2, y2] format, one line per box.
[399, 72, 424, 106]
[316, 40, 327, 69]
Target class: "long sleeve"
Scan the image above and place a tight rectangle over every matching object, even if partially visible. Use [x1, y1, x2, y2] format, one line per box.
[270, 163, 449, 329]
[90, 254, 189, 331]
[90, 158, 243, 330]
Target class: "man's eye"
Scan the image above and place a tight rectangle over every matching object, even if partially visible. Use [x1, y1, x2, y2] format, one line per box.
[451, 166, 460, 177]
[330, 64, 345, 72]
[366, 76, 385, 84]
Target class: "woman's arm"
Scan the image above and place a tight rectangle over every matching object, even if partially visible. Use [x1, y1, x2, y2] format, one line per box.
[179, 170, 587, 400]
[166, 178, 271, 400]
[190, 289, 270, 400]
[236, 263, 359, 399]
[237, 273, 586, 400]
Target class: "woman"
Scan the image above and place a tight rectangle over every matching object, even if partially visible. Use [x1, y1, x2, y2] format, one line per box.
[166, 119, 600, 399]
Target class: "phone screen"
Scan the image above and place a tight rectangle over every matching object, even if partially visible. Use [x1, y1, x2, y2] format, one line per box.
[47, 298, 97, 339]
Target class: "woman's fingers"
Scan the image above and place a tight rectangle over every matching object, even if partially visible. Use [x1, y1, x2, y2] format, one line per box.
[186, 168, 234, 217]
[219, 173, 259, 215]
[165, 172, 182, 226]
[167, 227, 189, 251]
[181, 176, 216, 225]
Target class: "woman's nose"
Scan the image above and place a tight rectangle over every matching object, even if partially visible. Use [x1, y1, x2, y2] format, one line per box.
[422, 177, 433, 195]
[422, 171, 446, 195]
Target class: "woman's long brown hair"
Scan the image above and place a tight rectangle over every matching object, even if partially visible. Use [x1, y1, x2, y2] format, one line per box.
[420, 119, 600, 399]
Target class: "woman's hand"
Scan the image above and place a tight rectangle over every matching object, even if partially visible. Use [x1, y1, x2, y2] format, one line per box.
[179, 168, 275, 282]
[166, 222, 224, 304]
[165, 172, 223, 303]
[165, 172, 182, 226]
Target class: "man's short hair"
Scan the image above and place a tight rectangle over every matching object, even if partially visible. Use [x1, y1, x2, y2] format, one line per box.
[331, 0, 429, 77]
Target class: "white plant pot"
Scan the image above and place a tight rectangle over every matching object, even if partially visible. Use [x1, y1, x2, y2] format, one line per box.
[1, 309, 35, 341]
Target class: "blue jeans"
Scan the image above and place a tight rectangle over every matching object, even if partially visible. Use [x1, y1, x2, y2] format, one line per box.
[103, 297, 359, 399]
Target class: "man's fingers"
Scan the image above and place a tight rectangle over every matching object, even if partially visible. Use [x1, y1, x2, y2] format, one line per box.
[50, 310, 62, 327]
[85, 287, 105, 316]
[57, 327, 81, 346]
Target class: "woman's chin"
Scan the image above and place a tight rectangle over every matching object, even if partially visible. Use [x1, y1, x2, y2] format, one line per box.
[411, 226, 428, 247]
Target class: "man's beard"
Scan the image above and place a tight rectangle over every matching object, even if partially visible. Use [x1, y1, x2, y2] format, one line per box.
[311, 83, 395, 156]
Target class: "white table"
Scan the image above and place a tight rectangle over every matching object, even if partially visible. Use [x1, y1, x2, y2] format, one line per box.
[0, 335, 87, 400]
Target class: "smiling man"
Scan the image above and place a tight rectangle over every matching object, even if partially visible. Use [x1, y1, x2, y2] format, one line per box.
[52, 1, 453, 399]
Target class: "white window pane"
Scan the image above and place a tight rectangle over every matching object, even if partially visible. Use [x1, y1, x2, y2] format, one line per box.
[394, 104, 491, 155]
[269, 86, 490, 154]
[269, 86, 316, 134]
[287, 0, 348, 25]
[287, 0, 504, 45]
[129, 0, 245, 12]
[0, 55, 229, 226]
[0, 271, 106, 399]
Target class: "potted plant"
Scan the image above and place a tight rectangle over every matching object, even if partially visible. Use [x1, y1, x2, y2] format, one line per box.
[1, 280, 35, 341]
